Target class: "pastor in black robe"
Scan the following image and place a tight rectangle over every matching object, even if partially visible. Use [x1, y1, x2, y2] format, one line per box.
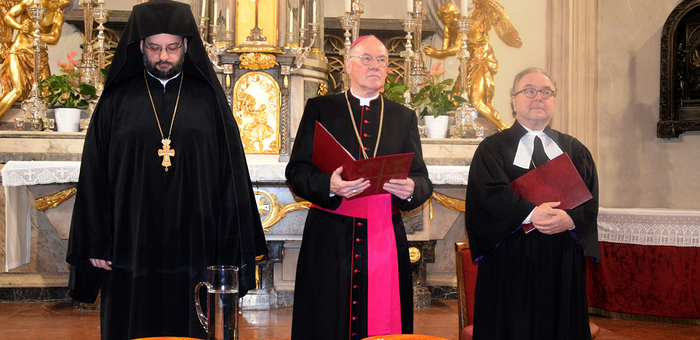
[286, 92, 433, 340]
[66, 1, 267, 339]
[465, 120, 600, 340]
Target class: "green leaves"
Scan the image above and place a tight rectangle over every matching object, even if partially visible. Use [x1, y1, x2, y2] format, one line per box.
[38, 52, 98, 108]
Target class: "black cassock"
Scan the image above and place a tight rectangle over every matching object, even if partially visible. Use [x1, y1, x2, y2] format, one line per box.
[286, 93, 433, 340]
[66, 2, 266, 339]
[67, 72, 264, 340]
[465, 120, 600, 340]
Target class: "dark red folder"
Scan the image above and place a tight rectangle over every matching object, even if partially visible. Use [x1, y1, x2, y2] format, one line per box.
[311, 121, 414, 199]
[510, 153, 593, 233]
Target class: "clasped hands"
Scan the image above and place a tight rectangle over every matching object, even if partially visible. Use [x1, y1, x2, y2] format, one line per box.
[530, 202, 574, 235]
[329, 166, 414, 200]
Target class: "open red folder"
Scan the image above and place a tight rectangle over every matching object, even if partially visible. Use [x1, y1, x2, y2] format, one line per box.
[510, 153, 593, 233]
[311, 121, 414, 199]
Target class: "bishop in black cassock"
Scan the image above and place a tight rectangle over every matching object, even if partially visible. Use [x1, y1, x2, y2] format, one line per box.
[286, 36, 433, 339]
[66, 1, 267, 339]
[466, 68, 600, 340]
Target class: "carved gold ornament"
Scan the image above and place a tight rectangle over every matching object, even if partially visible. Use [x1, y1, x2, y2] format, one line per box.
[240, 53, 279, 70]
[254, 189, 311, 231]
[233, 72, 280, 154]
[318, 83, 328, 96]
[429, 191, 466, 224]
[409, 247, 421, 263]
[35, 187, 77, 211]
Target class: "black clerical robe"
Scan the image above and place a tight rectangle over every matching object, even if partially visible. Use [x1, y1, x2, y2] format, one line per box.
[67, 73, 260, 340]
[465, 120, 599, 340]
[286, 93, 433, 340]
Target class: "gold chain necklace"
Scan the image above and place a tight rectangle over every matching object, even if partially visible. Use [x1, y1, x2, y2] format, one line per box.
[144, 70, 183, 171]
[344, 91, 384, 159]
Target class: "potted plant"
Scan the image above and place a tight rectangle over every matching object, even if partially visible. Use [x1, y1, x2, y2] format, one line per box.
[39, 52, 98, 131]
[411, 63, 467, 138]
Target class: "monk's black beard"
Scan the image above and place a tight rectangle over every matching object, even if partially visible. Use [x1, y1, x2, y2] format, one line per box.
[143, 55, 184, 80]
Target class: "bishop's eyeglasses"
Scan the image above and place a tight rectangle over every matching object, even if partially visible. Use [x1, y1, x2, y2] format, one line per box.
[513, 87, 556, 99]
[144, 43, 183, 55]
[350, 53, 388, 67]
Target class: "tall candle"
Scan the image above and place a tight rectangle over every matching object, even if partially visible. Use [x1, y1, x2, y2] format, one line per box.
[213, 1, 218, 21]
[97, 0, 104, 4]
[226, 7, 230, 28]
[289, 9, 293, 33]
[201, 0, 206, 17]
[34, 0, 40, 5]
[300, 6, 305, 29]
[407, 0, 413, 13]
[312, 1, 317, 23]
[345, 0, 351, 13]
[461, 0, 468, 16]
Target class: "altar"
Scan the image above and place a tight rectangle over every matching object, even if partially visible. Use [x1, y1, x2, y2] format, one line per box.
[587, 208, 700, 321]
[1, 156, 471, 308]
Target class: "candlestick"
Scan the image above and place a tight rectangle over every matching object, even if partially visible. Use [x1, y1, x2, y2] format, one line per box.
[461, 0, 468, 16]
[407, 0, 413, 13]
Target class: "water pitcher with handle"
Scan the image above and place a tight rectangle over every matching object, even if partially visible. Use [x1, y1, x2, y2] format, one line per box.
[195, 265, 239, 340]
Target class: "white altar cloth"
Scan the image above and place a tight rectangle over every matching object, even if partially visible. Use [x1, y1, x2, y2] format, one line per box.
[1, 160, 469, 271]
[2, 161, 81, 271]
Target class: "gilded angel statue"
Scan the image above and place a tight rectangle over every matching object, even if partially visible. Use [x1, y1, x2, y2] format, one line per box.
[423, 0, 522, 131]
[0, 0, 68, 118]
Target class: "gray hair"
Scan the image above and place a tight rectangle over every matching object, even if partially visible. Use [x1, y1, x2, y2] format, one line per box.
[510, 67, 557, 117]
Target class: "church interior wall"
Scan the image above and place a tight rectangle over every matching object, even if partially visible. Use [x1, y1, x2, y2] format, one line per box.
[598, 0, 700, 210]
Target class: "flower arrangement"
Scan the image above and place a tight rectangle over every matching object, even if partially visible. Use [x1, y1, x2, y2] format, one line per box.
[39, 52, 97, 108]
[382, 69, 410, 104]
[411, 62, 467, 118]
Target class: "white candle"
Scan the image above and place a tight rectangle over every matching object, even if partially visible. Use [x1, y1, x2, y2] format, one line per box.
[312, 1, 317, 23]
[97, 0, 104, 4]
[226, 7, 230, 28]
[289, 9, 293, 33]
[345, 0, 351, 13]
[213, 1, 218, 21]
[201, 0, 207, 17]
[34, 0, 40, 5]
[300, 6, 305, 29]
[407, 0, 413, 13]
[461, 0, 468, 16]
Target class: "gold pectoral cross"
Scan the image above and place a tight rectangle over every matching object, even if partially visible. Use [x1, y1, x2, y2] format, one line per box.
[158, 138, 175, 171]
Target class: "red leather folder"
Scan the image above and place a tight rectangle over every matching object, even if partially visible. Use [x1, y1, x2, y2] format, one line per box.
[311, 121, 414, 199]
[510, 153, 593, 233]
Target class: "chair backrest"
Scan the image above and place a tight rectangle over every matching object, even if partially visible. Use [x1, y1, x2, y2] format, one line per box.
[455, 240, 478, 331]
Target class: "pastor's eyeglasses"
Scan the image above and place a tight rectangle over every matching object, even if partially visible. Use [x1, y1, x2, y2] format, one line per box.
[513, 87, 556, 99]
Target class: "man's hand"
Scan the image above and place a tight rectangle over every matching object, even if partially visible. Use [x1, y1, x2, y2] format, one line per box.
[90, 258, 112, 271]
[330, 166, 370, 198]
[383, 178, 415, 200]
[531, 202, 574, 235]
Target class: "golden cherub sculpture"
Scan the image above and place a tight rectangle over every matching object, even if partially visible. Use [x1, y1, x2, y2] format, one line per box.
[0, 0, 68, 118]
[423, 0, 522, 131]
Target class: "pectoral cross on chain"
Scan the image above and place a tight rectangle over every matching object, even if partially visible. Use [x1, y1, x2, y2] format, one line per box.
[158, 138, 175, 171]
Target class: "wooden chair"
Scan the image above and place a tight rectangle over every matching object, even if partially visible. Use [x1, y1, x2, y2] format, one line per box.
[362, 335, 449, 340]
[455, 240, 600, 340]
[455, 240, 478, 340]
